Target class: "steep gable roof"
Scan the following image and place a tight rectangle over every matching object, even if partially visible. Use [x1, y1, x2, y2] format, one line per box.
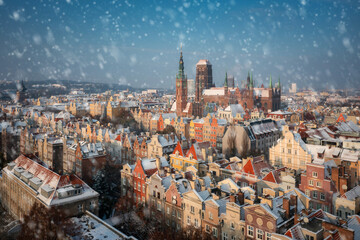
[173, 142, 184, 156]
[186, 144, 198, 160]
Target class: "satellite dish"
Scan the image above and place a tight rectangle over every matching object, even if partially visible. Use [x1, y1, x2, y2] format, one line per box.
[303, 217, 309, 224]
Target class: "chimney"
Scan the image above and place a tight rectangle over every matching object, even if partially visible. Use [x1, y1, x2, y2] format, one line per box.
[190, 180, 195, 190]
[237, 191, 245, 205]
[155, 156, 161, 170]
[331, 167, 339, 190]
[339, 177, 349, 195]
[229, 195, 236, 203]
[201, 148, 207, 162]
[290, 194, 298, 216]
[283, 197, 290, 220]
[294, 212, 300, 225]
[339, 166, 344, 177]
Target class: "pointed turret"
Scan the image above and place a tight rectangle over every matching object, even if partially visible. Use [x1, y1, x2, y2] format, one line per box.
[247, 71, 250, 88]
[178, 45, 185, 78]
[277, 77, 281, 89]
[269, 74, 273, 88]
[21, 80, 27, 92]
[224, 72, 228, 87]
[175, 44, 188, 117]
[250, 72, 254, 88]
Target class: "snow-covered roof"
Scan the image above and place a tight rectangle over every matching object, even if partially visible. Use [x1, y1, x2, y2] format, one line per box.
[4, 155, 98, 207]
[196, 59, 211, 66]
[342, 185, 360, 200]
[71, 211, 135, 240]
[347, 216, 360, 240]
[203, 88, 225, 96]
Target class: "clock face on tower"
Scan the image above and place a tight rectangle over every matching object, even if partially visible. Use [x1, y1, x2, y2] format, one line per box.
[177, 81, 180, 87]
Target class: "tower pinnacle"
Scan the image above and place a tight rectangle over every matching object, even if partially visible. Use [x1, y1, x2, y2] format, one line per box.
[250, 72, 254, 88]
[224, 72, 228, 87]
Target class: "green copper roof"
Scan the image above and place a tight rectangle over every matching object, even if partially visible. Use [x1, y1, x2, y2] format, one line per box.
[177, 48, 185, 79]
[250, 72, 254, 88]
[278, 76, 281, 88]
[224, 72, 228, 87]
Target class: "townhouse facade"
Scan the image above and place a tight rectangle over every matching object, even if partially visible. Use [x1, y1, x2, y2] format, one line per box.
[269, 126, 312, 172]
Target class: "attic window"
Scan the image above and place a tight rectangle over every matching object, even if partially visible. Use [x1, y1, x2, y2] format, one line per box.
[176, 151, 179, 157]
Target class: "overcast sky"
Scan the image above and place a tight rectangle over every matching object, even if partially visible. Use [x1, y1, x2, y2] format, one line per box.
[0, 0, 359, 90]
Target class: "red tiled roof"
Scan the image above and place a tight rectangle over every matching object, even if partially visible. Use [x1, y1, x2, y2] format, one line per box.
[15, 155, 60, 187]
[284, 229, 293, 238]
[336, 113, 347, 123]
[241, 159, 255, 175]
[58, 174, 85, 188]
[173, 142, 184, 156]
[330, 230, 341, 240]
[241, 157, 273, 178]
[115, 134, 121, 141]
[186, 144, 198, 160]
[263, 171, 277, 183]
[144, 168, 158, 177]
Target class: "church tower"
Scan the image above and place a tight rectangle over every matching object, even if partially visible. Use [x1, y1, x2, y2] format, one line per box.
[195, 59, 212, 102]
[16, 80, 27, 104]
[176, 47, 187, 117]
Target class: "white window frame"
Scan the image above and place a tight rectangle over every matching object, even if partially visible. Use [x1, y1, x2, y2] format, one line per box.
[194, 218, 199, 228]
[320, 192, 325, 201]
[223, 232, 228, 240]
[206, 224, 210, 233]
[247, 225, 254, 237]
[257, 229, 264, 240]
[266, 232, 271, 240]
[212, 227, 218, 237]
[309, 180, 313, 186]
[312, 171, 318, 178]
[313, 191, 318, 199]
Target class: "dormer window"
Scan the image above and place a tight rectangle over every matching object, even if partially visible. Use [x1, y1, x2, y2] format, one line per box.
[176, 151, 179, 157]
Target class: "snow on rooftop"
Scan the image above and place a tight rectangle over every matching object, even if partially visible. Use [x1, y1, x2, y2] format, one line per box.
[203, 88, 225, 96]
[196, 59, 211, 65]
[71, 211, 133, 240]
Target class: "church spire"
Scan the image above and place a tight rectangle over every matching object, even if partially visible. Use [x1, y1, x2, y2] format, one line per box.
[247, 71, 250, 89]
[177, 44, 185, 78]
[250, 72, 254, 88]
[277, 76, 281, 89]
[269, 74, 273, 88]
[224, 72, 228, 87]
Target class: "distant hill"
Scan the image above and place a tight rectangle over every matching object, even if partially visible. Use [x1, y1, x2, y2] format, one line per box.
[0, 79, 140, 99]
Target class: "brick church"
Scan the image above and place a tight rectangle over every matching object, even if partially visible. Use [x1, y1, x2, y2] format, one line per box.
[174, 49, 281, 117]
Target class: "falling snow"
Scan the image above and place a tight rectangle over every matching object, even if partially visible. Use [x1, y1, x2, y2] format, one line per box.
[0, 0, 358, 90]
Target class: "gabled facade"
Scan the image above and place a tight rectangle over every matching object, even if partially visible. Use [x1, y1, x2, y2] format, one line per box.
[269, 127, 312, 172]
